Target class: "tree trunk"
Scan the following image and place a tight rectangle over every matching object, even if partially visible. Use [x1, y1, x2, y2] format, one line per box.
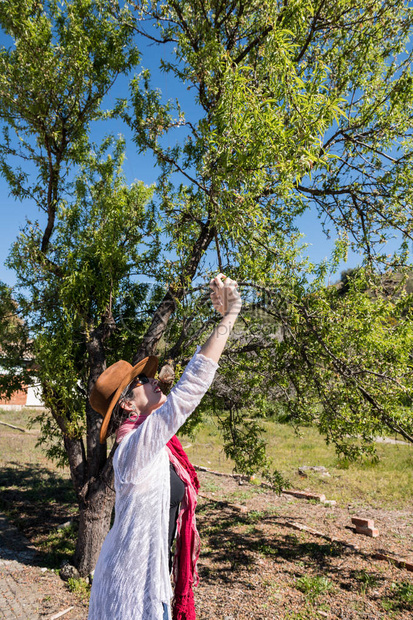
[63, 434, 86, 499]
[86, 314, 115, 479]
[72, 311, 117, 576]
[74, 478, 115, 577]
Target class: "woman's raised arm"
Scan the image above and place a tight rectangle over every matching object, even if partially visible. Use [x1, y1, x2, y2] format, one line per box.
[200, 274, 242, 364]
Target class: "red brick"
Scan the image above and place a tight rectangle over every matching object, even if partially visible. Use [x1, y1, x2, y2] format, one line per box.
[0, 388, 27, 406]
[355, 526, 379, 538]
[351, 517, 374, 529]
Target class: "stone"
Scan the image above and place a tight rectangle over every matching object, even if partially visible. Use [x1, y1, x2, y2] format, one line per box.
[57, 521, 73, 530]
[298, 465, 329, 474]
[59, 561, 80, 582]
[283, 489, 326, 502]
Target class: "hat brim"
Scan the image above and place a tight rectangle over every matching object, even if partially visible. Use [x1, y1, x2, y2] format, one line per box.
[99, 356, 158, 444]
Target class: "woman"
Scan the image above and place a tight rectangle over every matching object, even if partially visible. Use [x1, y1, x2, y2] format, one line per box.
[87, 274, 242, 620]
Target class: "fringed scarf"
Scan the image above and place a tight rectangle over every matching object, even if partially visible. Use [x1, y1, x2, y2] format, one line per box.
[116, 416, 200, 620]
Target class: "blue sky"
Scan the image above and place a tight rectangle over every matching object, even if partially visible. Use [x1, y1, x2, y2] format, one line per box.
[0, 28, 372, 288]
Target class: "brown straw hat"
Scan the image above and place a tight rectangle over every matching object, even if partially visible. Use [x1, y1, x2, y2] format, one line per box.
[90, 356, 158, 444]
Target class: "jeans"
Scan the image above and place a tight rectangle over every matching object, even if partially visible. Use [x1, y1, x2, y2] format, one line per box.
[162, 603, 169, 620]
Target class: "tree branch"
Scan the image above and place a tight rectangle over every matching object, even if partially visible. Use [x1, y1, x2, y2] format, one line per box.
[294, 0, 327, 64]
[233, 25, 273, 65]
[132, 221, 216, 364]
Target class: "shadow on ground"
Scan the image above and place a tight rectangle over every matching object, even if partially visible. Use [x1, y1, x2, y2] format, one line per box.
[0, 462, 77, 567]
[197, 498, 388, 595]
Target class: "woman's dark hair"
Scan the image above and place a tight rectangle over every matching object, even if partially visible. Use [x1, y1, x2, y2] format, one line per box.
[106, 382, 136, 438]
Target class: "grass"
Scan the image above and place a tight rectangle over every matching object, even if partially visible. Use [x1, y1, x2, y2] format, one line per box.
[0, 407, 77, 566]
[1, 407, 413, 618]
[1, 404, 413, 527]
[200, 479, 220, 494]
[37, 523, 78, 568]
[180, 412, 413, 509]
[229, 488, 262, 501]
[382, 581, 413, 612]
[301, 541, 342, 560]
[0, 407, 45, 465]
[295, 575, 334, 601]
[67, 577, 91, 599]
[3, 407, 412, 511]
[285, 612, 326, 620]
[351, 569, 380, 596]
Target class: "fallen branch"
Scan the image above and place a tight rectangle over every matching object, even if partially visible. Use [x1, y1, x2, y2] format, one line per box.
[374, 552, 413, 572]
[194, 465, 249, 481]
[194, 464, 335, 504]
[50, 607, 74, 620]
[0, 419, 27, 432]
[284, 520, 360, 552]
[286, 522, 413, 572]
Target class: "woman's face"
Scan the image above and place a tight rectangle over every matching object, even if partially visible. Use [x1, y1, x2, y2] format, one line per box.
[130, 377, 167, 415]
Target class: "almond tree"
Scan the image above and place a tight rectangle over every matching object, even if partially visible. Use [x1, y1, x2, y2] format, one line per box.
[2, 0, 413, 576]
[124, 0, 413, 311]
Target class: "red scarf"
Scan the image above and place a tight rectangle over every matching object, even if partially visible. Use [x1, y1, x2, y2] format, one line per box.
[167, 435, 200, 620]
[117, 419, 200, 620]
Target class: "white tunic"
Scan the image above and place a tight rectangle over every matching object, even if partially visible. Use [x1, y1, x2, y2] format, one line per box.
[88, 349, 218, 620]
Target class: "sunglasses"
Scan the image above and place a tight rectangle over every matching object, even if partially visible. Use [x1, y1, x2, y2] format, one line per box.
[130, 374, 151, 389]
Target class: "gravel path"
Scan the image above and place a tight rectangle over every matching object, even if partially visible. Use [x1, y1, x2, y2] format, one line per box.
[0, 512, 87, 620]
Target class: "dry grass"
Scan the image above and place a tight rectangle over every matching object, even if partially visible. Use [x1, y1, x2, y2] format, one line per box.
[0, 407, 45, 467]
[1, 406, 412, 511]
[180, 414, 413, 510]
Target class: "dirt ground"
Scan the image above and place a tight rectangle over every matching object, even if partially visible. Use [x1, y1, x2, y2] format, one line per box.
[193, 472, 413, 619]
[2, 470, 413, 619]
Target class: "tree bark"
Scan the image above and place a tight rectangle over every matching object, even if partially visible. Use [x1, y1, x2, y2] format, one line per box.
[74, 222, 215, 573]
[74, 477, 115, 577]
[86, 311, 116, 479]
[72, 310, 117, 574]
[63, 435, 86, 499]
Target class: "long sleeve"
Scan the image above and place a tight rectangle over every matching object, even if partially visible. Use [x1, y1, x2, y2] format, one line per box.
[115, 349, 218, 483]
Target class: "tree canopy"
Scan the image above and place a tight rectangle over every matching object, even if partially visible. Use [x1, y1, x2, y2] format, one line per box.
[126, 0, 413, 273]
[121, 0, 413, 470]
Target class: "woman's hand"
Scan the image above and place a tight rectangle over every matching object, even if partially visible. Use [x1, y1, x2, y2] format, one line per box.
[200, 274, 242, 363]
[209, 273, 242, 316]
